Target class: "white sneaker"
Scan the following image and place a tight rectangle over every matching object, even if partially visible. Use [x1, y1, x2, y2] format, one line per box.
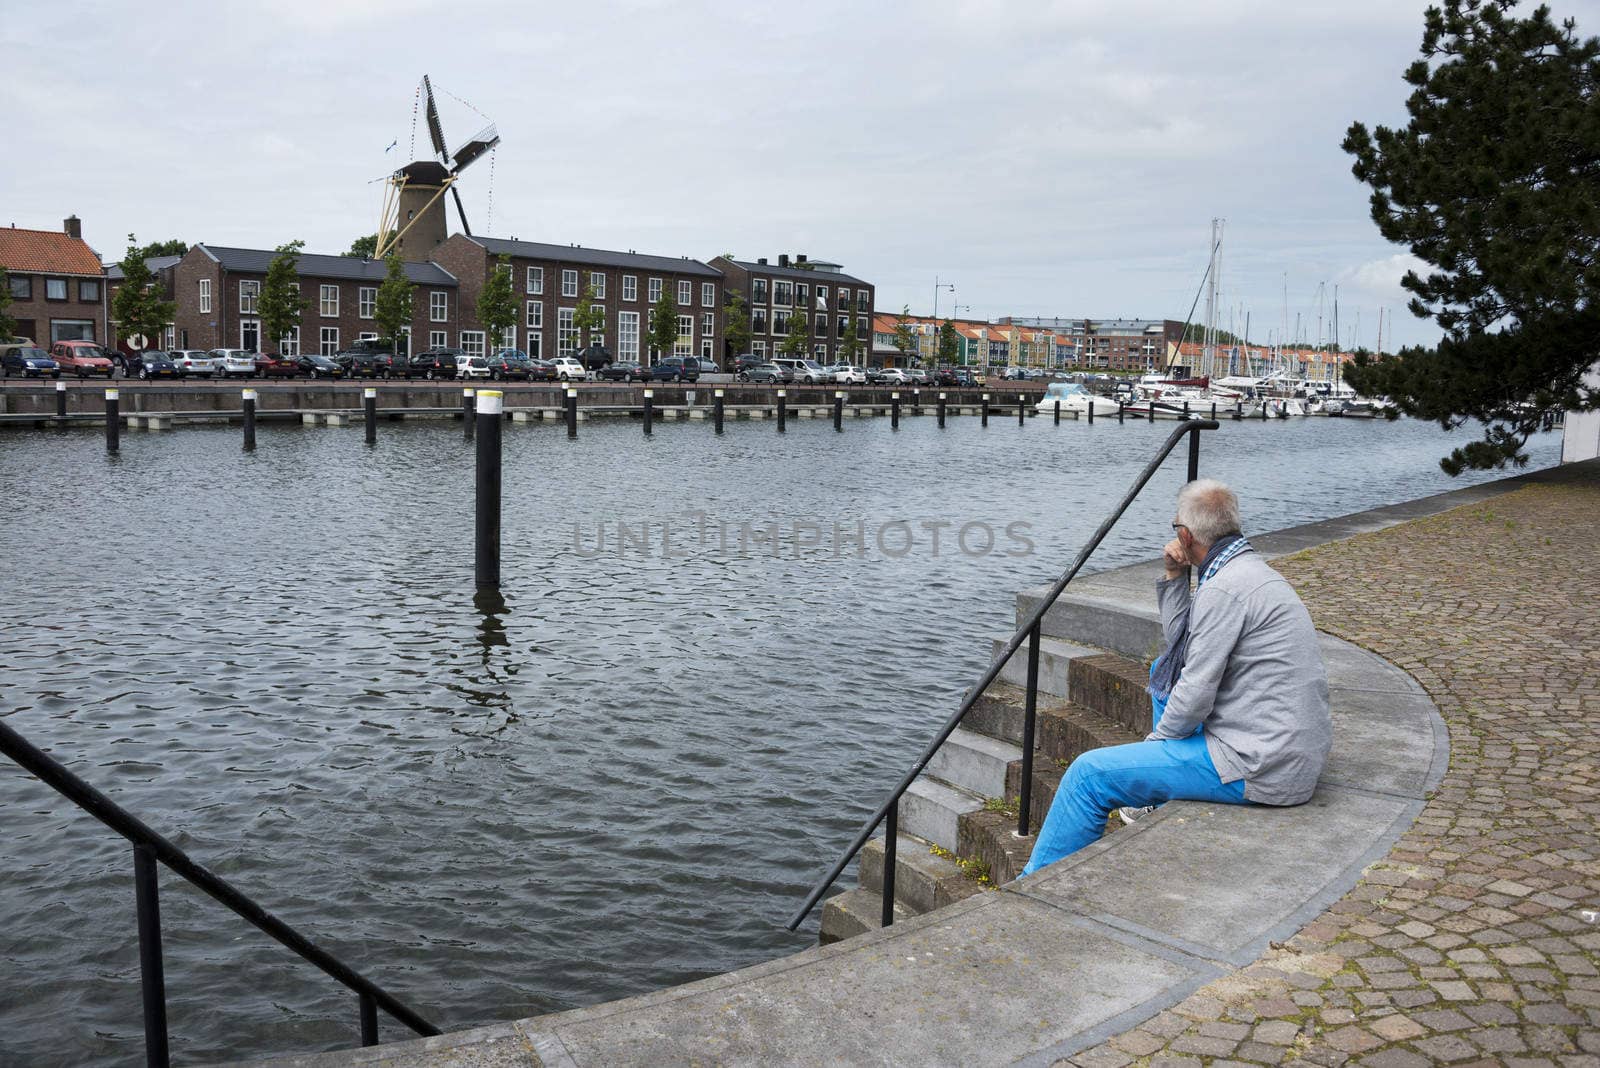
[1118, 805, 1155, 825]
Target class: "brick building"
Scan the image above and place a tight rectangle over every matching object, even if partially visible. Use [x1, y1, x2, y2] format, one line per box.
[171, 244, 459, 356]
[432, 235, 723, 363]
[709, 254, 873, 364]
[105, 254, 183, 354]
[0, 217, 108, 345]
[1001, 317, 1185, 371]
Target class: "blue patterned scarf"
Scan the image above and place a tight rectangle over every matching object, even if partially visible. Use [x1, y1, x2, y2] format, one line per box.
[1148, 533, 1253, 701]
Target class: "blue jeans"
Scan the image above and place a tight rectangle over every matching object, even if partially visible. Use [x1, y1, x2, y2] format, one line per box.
[1020, 657, 1248, 877]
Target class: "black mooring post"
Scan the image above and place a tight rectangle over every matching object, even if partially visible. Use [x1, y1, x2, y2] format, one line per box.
[1261, 401, 1268, 421]
[881, 801, 898, 929]
[1210, 401, 1217, 420]
[833, 391, 843, 431]
[1017, 620, 1042, 838]
[242, 388, 256, 451]
[463, 388, 476, 441]
[133, 843, 170, 1068]
[1117, 402, 1125, 424]
[105, 388, 119, 453]
[475, 390, 503, 589]
[891, 391, 900, 429]
[937, 392, 947, 427]
[643, 388, 654, 435]
[1183, 400, 1191, 420]
[912, 388, 920, 414]
[1018, 398, 1026, 426]
[1148, 400, 1155, 423]
[359, 993, 378, 1048]
[1088, 397, 1095, 424]
[1234, 400, 1242, 421]
[776, 389, 786, 432]
[981, 393, 989, 427]
[566, 388, 578, 439]
[364, 387, 377, 445]
[1054, 399, 1061, 426]
[56, 380, 67, 419]
[714, 388, 724, 435]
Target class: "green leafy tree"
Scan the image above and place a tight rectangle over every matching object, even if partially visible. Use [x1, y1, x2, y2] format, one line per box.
[136, 238, 187, 259]
[0, 268, 14, 342]
[111, 234, 177, 349]
[892, 305, 916, 365]
[647, 290, 677, 364]
[258, 240, 307, 355]
[572, 282, 605, 350]
[839, 316, 863, 365]
[373, 255, 414, 356]
[777, 309, 809, 359]
[1342, 0, 1600, 474]
[343, 234, 379, 259]
[476, 254, 518, 353]
[939, 319, 959, 366]
[723, 292, 752, 358]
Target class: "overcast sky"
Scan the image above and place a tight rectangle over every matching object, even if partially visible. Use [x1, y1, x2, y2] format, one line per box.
[6, 0, 1594, 352]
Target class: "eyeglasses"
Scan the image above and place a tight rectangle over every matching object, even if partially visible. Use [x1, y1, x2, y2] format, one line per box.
[1171, 521, 1188, 533]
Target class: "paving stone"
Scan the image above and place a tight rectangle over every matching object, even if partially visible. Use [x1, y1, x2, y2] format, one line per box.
[1415, 1034, 1483, 1062]
[1110, 1030, 1166, 1057]
[1253, 1020, 1302, 1046]
[1367, 1014, 1426, 1041]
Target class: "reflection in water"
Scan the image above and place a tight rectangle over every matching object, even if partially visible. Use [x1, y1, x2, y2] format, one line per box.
[0, 416, 1561, 1067]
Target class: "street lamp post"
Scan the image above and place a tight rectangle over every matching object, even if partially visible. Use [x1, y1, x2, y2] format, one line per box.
[932, 278, 955, 369]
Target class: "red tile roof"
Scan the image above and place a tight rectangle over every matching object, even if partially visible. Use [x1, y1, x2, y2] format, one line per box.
[0, 226, 104, 277]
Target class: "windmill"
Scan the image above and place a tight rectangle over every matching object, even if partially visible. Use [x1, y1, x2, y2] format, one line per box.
[374, 75, 500, 262]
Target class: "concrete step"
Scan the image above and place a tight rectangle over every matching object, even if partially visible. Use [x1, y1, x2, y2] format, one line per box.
[901, 777, 983, 852]
[1068, 653, 1155, 736]
[957, 809, 1038, 887]
[1035, 698, 1148, 768]
[818, 887, 912, 946]
[1019, 587, 1164, 661]
[962, 682, 1069, 746]
[859, 833, 984, 916]
[989, 634, 1099, 697]
[926, 727, 1020, 798]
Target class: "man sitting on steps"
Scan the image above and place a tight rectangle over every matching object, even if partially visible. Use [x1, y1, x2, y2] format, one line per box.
[1021, 478, 1331, 876]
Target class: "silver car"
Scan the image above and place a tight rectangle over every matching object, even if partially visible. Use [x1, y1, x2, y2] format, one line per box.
[171, 350, 218, 377]
[208, 349, 258, 379]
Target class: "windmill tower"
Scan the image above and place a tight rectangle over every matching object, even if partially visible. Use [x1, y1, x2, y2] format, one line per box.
[375, 75, 500, 262]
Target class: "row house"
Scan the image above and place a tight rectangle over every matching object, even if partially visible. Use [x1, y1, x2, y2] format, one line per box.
[710, 254, 873, 364]
[1001, 317, 1184, 371]
[1174, 341, 1355, 384]
[870, 313, 1001, 367]
[433, 235, 723, 363]
[0, 217, 108, 345]
[172, 244, 459, 356]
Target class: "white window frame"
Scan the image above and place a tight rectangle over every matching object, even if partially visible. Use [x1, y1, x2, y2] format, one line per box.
[752, 278, 768, 303]
[561, 269, 578, 297]
[497, 326, 516, 350]
[358, 286, 376, 319]
[199, 278, 212, 313]
[429, 291, 448, 322]
[618, 310, 640, 361]
[589, 307, 606, 348]
[460, 330, 486, 357]
[701, 312, 715, 340]
[796, 283, 809, 309]
[396, 325, 411, 358]
[622, 275, 637, 302]
[647, 277, 662, 303]
[701, 282, 715, 307]
[46, 277, 68, 301]
[590, 271, 606, 298]
[239, 280, 259, 314]
[558, 307, 577, 356]
[752, 309, 768, 335]
[429, 330, 447, 348]
[675, 314, 693, 357]
[527, 331, 542, 357]
[526, 300, 543, 329]
[526, 266, 543, 294]
[320, 326, 339, 356]
[752, 340, 767, 357]
[319, 285, 339, 318]
[769, 311, 786, 336]
[279, 326, 300, 356]
[700, 336, 713, 358]
[240, 319, 260, 351]
[676, 280, 691, 306]
[773, 281, 792, 307]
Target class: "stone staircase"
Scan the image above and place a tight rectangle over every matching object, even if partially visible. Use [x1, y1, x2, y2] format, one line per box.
[818, 625, 1154, 943]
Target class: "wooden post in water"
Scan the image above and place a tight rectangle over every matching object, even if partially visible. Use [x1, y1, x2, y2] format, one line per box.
[463, 388, 476, 441]
[242, 388, 256, 450]
[475, 390, 503, 590]
[643, 388, 654, 435]
[104, 388, 119, 453]
[776, 389, 786, 432]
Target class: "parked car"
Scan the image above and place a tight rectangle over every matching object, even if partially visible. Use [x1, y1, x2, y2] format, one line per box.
[405, 350, 459, 380]
[340, 352, 393, 378]
[486, 350, 533, 381]
[733, 354, 763, 376]
[1, 346, 59, 378]
[255, 353, 300, 378]
[903, 368, 931, 386]
[870, 367, 910, 385]
[126, 350, 180, 380]
[208, 348, 259, 379]
[644, 356, 699, 383]
[51, 341, 115, 378]
[598, 361, 643, 382]
[738, 363, 789, 384]
[527, 358, 559, 382]
[696, 358, 721, 374]
[550, 356, 589, 382]
[832, 364, 868, 385]
[456, 355, 492, 380]
[772, 358, 830, 384]
[170, 350, 217, 377]
[577, 343, 614, 374]
[296, 353, 345, 379]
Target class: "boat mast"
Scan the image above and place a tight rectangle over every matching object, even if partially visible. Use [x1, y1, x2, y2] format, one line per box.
[1202, 218, 1222, 380]
[1332, 285, 1340, 389]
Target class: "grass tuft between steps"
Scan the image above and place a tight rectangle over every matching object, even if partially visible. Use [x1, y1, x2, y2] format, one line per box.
[928, 844, 995, 888]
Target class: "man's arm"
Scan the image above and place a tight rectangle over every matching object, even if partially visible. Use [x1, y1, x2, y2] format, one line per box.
[1156, 538, 1191, 648]
[1148, 587, 1248, 740]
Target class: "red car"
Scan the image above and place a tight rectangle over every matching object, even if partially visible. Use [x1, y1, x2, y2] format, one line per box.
[255, 354, 300, 378]
[51, 340, 115, 378]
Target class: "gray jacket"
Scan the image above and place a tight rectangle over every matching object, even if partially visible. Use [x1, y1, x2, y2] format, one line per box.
[1154, 551, 1331, 805]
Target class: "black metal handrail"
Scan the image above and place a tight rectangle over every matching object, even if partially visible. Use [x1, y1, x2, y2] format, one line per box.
[0, 719, 441, 1066]
[787, 418, 1219, 930]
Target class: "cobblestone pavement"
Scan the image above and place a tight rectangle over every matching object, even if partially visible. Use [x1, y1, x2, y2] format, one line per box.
[1061, 472, 1600, 1068]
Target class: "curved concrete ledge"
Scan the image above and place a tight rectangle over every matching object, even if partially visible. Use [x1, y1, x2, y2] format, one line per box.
[227, 621, 1445, 1068]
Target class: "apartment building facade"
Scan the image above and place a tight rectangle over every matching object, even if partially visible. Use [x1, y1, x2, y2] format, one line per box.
[171, 244, 459, 355]
[433, 235, 723, 363]
[710, 254, 873, 364]
[0, 217, 108, 345]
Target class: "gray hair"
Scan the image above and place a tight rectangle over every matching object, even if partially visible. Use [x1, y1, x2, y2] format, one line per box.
[1176, 479, 1242, 545]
